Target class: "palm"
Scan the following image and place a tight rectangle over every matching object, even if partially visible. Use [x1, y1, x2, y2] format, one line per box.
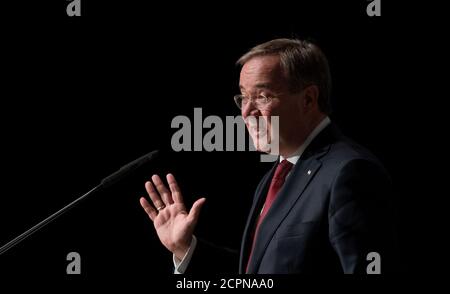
[154, 203, 192, 250]
[140, 174, 206, 259]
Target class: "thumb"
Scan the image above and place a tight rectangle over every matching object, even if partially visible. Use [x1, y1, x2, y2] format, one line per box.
[188, 198, 206, 225]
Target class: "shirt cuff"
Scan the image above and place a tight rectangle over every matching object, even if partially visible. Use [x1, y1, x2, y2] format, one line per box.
[173, 235, 197, 274]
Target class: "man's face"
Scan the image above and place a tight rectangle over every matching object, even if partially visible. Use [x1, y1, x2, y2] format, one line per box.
[239, 55, 304, 155]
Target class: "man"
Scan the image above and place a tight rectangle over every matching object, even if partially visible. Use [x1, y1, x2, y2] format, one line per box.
[139, 39, 397, 273]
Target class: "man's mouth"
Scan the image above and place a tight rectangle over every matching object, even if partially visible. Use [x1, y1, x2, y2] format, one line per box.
[246, 117, 270, 140]
[250, 125, 269, 140]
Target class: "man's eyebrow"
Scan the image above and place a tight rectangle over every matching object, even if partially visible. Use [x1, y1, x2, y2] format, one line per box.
[239, 83, 273, 91]
[254, 83, 272, 89]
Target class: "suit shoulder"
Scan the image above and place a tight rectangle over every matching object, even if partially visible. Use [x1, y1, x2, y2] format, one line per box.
[326, 136, 383, 166]
[319, 135, 390, 182]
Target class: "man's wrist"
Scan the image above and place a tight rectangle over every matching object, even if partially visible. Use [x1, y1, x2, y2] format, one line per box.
[173, 236, 197, 274]
[173, 236, 193, 261]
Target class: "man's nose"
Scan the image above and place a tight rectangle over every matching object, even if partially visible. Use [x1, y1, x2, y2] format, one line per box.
[242, 101, 259, 119]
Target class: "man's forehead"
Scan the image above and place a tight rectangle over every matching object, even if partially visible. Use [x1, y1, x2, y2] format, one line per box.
[239, 56, 285, 91]
[240, 55, 281, 75]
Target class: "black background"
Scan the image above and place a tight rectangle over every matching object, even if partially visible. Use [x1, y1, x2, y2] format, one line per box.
[0, 0, 446, 282]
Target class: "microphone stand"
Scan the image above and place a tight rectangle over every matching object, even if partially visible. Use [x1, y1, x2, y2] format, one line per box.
[0, 149, 159, 256]
[0, 185, 101, 255]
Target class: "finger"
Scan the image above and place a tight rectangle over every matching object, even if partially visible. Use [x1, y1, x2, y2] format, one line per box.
[145, 180, 165, 210]
[188, 198, 206, 225]
[152, 174, 174, 205]
[167, 173, 184, 204]
[140, 197, 158, 221]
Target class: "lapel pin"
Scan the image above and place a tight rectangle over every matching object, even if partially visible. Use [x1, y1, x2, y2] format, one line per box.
[307, 170, 311, 175]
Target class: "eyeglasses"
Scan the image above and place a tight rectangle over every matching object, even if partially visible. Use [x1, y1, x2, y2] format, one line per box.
[233, 93, 273, 110]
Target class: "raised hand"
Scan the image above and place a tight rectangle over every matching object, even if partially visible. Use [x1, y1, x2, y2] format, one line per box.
[139, 173, 206, 260]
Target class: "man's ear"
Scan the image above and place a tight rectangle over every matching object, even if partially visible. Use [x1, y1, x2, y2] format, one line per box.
[302, 85, 320, 110]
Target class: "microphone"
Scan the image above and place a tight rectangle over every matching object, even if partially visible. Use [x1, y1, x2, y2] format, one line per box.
[100, 150, 159, 188]
[0, 149, 159, 256]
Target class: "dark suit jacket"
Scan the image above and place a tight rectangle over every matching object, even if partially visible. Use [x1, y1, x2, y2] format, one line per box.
[188, 123, 397, 274]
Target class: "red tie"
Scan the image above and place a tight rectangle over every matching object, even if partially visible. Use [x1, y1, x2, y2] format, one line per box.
[246, 159, 294, 272]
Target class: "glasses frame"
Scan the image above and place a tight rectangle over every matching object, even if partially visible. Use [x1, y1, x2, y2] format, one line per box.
[233, 93, 274, 110]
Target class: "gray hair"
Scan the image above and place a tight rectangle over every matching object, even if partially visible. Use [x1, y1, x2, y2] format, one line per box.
[237, 38, 332, 114]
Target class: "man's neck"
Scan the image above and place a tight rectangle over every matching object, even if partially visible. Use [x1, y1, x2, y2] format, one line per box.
[280, 115, 330, 163]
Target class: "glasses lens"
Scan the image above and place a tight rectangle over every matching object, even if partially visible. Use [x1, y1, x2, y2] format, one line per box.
[234, 95, 243, 109]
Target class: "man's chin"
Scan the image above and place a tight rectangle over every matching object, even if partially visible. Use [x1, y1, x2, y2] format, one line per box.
[251, 136, 276, 154]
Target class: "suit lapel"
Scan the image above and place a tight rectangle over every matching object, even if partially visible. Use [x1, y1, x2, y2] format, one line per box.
[246, 157, 323, 273]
